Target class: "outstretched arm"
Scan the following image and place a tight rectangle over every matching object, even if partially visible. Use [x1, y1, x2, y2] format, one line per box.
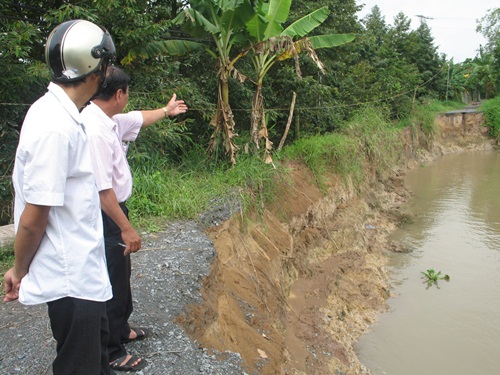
[141, 93, 188, 128]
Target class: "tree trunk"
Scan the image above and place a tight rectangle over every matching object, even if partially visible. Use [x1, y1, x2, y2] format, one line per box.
[208, 65, 238, 164]
[250, 85, 264, 150]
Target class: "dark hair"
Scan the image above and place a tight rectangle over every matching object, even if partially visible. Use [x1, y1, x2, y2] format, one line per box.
[92, 66, 130, 101]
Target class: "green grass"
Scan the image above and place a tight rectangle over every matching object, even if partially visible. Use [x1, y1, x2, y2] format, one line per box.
[397, 99, 464, 129]
[127, 105, 423, 229]
[0, 242, 14, 279]
[283, 132, 363, 190]
[343, 106, 402, 179]
[481, 96, 500, 139]
[127, 146, 282, 230]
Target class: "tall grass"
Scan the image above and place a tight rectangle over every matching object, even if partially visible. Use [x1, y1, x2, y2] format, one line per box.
[342, 106, 402, 179]
[396, 99, 466, 149]
[283, 133, 363, 189]
[127, 145, 281, 229]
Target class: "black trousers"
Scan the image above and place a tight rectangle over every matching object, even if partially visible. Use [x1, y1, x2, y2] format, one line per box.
[47, 297, 111, 375]
[102, 202, 133, 362]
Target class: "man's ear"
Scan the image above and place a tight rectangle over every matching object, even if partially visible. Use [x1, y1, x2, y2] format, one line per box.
[116, 89, 125, 100]
[115, 89, 123, 101]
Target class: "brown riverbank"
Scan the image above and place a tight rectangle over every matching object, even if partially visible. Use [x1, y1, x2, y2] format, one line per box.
[178, 108, 494, 374]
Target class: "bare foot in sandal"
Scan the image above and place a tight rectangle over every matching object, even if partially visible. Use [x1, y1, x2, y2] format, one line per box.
[110, 354, 147, 372]
[122, 326, 149, 343]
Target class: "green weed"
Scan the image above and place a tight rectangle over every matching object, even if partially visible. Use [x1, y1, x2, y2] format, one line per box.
[342, 106, 402, 180]
[127, 147, 282, 229]
[421, 268, 450, 289]
[0, 243, 14, 287]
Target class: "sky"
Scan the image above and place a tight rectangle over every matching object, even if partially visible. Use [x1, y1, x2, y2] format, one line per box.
[356, 0, 498, 62]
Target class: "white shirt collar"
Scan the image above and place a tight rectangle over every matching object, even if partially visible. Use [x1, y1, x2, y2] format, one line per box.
[87, 101, 117, 132]
[47, 82, 83, 125]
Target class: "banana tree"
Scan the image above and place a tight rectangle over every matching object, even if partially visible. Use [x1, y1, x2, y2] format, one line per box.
[242, 0, 355, 161]
[469, 51, 496, 99]
[172, 0, 255, 164]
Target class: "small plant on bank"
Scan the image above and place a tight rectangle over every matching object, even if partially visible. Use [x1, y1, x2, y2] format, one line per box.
[421, 268, 450, 289]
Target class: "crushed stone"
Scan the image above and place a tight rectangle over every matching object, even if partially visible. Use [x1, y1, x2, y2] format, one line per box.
[0, 198, 246, 375]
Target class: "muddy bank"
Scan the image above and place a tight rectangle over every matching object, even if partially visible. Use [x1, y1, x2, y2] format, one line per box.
[178, 109, 494, 374]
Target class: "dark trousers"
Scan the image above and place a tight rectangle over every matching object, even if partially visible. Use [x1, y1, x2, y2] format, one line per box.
[47, 297, 110, 375]
[102, 203, 133, 362]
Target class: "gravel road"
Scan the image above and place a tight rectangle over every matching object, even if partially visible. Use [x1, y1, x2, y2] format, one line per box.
[0, 199, 246, 375]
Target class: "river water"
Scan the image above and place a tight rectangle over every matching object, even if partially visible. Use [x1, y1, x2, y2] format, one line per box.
[355, 150, 500, 375]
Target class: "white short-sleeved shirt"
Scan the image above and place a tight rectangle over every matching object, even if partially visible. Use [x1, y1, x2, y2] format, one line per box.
[12, 83, 112, 305]
[81, 102, 142, 203]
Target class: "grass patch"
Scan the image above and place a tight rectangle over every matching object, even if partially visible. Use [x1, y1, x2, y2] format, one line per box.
[397, 99, 464, 133]
[0, 242, 14, 280]
[283, 132, 363, 190]
[128, 146, 283, 230]
[342, 106, 402, 179]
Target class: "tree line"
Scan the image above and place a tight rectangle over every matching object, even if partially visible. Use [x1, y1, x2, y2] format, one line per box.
[1, 0, 499, 224]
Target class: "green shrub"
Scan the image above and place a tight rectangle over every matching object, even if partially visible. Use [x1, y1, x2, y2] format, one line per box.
[481, 97, 500, 139]
[342, 106, 402, 179]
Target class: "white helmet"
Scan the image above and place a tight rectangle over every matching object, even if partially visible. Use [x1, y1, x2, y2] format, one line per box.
[45, 19, 116, 82]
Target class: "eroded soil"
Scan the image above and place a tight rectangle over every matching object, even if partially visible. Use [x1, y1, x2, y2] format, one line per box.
[178, 109, 493, 375]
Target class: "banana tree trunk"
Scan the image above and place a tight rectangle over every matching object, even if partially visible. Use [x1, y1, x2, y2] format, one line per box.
[208, 63, 238, 165]
[250, 84, 264, 149]
[250, 84, 273, 164]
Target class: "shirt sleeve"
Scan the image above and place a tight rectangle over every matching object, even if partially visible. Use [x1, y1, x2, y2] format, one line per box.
[23, 131, 70, 206]
[87, 133, 114, 192]
[113, 111, 143, 142]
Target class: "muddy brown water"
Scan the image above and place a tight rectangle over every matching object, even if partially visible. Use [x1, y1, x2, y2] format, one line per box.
[356, 150, 500, 374]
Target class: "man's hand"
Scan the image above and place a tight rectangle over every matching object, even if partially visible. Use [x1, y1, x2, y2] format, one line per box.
[3, 268, 22, 302]
[3, 203, 50, 302]
[165, 93, 188, 117]
[121, 227, 141, 256]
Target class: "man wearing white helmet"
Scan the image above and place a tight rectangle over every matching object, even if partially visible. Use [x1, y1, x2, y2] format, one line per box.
[3, 19, 119, 375]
